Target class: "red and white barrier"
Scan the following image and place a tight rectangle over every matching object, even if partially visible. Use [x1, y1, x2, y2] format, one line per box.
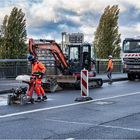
[81, 69, 89, 97]
[75, 68, 92, 102]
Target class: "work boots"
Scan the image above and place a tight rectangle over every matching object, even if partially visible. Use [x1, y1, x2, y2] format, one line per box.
[36, 96, 42, 102]
[42, 95, 47, 101]
[36, 96, 47, 102]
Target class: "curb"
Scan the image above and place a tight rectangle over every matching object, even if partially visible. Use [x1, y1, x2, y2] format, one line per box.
[103, 77, 128, 83]
[0, 89, 12, 94]
[0, 77, 128, 95]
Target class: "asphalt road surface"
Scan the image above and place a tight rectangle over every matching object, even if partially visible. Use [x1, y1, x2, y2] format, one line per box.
[0, 80, 140, 139]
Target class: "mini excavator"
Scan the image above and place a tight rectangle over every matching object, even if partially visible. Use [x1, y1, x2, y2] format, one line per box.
[29, 38, 103, 92]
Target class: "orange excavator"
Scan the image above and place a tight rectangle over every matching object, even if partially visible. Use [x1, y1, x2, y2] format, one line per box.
[29, 38, 103, 92]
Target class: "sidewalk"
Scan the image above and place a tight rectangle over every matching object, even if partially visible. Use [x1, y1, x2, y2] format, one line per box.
[0, 79, 27, 94]
[96, 73, 128, 82]
[0, 73, 128, 94]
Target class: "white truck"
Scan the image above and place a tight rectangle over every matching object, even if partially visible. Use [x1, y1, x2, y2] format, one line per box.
[122, 37, 140, 80]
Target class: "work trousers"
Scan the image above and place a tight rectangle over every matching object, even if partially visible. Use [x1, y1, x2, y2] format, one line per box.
[107, 70, 112, 81]
[35, 79, 45, 97]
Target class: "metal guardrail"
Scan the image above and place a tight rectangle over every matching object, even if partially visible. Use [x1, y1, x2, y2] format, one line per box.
[0, 59, 58, 78]
[96, 59, 123, 74]
[0, 59, 123, 78]
[0, 59, 28, 78]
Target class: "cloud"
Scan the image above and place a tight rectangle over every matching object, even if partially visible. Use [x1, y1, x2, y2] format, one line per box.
[120, 23, 140, 40]
[1, 0, 140, 43]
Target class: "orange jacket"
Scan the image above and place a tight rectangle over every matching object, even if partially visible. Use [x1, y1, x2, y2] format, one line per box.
[32, 61, 46, 74]
[107, 59, 113, 70]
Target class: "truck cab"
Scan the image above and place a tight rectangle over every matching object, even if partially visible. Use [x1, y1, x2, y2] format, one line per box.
[122, 38, 140, 80]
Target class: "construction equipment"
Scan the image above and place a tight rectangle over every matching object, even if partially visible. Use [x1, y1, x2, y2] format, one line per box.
[29, 38, 103, 91]
[7, 75, 35, 105]
[7, 86, 34, 105]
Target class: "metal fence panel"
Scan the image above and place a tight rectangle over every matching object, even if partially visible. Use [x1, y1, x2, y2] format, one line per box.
[0, 59, 123, 79]
[96, 59, 123, 74]
[0, 59, 58, 78]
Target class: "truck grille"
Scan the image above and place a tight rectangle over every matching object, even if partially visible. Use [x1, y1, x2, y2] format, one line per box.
[123, 58, 140, 64]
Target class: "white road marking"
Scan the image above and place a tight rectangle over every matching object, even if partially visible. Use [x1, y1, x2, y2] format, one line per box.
[65, 138, 75, 140]
[100, 124, 140, 132]
[0, 91, 140, 118]
[44, 118, 94, 125]
[45, 118, 140, 132]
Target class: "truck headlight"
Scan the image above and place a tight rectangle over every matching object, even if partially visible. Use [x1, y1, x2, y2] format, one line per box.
[124, 64, 127, 68]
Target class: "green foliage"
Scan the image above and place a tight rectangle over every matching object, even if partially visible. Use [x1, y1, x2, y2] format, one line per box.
[0, 7, 27, 59]
[94, 5, 121, 59]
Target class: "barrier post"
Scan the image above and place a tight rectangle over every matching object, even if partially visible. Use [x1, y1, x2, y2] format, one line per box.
[81, 68, 89, 97]
[75, 69, 93, 102]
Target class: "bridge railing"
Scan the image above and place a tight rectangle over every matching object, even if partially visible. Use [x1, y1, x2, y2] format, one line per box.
[0, 59, 58, 79]
[96, 59, 123, 74]
[0, 59, 123, 79]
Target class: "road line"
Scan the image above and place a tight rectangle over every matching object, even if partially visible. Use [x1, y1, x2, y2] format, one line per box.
[65, 138, 75, 140]
[100, 124, 140, 132]
[0, 91, 140, 119]
[45, 118, 140, 132]
[44, 118, 94, 125]
[44, 118, 140, 132]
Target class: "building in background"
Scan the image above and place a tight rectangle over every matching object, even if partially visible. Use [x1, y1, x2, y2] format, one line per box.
[61, 32, 84, 53]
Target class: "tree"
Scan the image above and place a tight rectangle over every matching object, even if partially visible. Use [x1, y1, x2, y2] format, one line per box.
[94, 5, 121, 59]
[0, 7, 27, 59]
[0, 15, 8, 58]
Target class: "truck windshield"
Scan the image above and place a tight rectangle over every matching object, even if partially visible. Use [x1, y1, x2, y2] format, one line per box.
[123, 40, 140, 53]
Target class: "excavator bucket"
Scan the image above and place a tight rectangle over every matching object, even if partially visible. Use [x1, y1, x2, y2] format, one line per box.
[42, 75, 78, 92]
[42, 77, 58, 92]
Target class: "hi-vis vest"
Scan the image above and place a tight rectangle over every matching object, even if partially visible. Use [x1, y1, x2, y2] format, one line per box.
[32, 61, 46, 74]
[107, 59, 113, 70]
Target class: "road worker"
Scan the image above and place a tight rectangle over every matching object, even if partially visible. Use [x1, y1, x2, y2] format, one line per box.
[107, 55, 113, 84]
[28, 54, 47, 102]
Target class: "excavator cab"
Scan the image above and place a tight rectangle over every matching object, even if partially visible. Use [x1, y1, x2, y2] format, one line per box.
[68, 43, 92, 74]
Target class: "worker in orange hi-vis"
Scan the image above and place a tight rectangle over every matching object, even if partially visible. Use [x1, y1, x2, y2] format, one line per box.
[107, 55, 113, 84]
[28, 54, 47, 102]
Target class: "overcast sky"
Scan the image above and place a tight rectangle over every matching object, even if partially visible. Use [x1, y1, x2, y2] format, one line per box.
[0, 0, 140, 43]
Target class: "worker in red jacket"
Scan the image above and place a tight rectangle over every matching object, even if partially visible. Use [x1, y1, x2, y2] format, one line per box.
[107, 55, 113, 84]
[28, 54, 47, 102]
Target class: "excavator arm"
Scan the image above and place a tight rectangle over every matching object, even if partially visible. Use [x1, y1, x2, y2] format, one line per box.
[29, 38, 69, 73]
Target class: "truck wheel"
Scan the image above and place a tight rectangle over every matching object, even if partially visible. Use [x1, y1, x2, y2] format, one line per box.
[128, 73, 136, 81]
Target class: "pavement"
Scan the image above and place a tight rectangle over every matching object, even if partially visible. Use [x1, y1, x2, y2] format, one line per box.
[0, 73, 128, 94]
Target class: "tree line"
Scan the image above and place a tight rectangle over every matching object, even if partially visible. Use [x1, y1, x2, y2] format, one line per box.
[0, 5, 121, 59]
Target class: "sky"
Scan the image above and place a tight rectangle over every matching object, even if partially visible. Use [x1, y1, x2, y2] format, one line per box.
[0, 0, 140, 43]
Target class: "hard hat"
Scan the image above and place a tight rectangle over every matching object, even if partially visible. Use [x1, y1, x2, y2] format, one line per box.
[108, 55, 112, 58]
[28, 54, 36, 62]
